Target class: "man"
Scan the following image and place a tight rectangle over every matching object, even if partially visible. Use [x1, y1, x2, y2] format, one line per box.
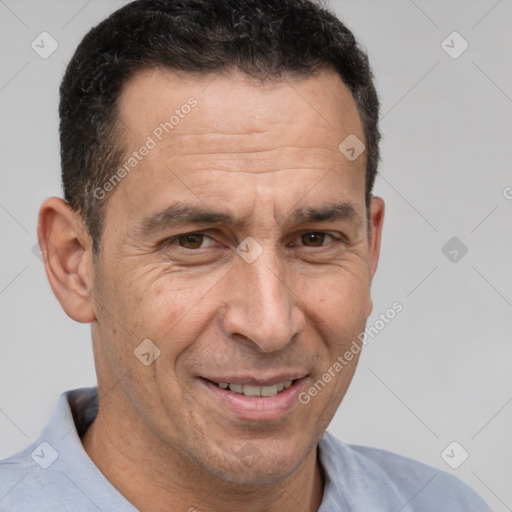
[0, 0, 492, 510]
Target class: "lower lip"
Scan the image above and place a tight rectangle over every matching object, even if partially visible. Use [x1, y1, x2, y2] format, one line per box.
[201, 377, 307, 422]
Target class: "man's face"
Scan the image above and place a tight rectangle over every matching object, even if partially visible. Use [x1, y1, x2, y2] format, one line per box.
[89, 68, 383, 483]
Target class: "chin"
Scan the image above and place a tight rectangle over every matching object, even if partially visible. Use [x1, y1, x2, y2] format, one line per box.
[212, 458, 301, 486]
[195, 436, 312, 486]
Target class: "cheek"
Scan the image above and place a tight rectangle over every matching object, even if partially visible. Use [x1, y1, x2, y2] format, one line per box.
[300, 269, 371, 335]
[129, 274, 221, 365]
[94, 266, 204, 377]
[95, 272, 215, 410]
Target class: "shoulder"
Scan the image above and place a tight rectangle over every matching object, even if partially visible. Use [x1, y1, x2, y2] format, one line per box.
[0, 388, 100, 511]
[0, 445, 60, 512]
[319, 432, 492, 511]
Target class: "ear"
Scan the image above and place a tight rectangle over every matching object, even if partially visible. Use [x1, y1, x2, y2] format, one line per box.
[37, 196, 96, 323]
[364, 196, 385, 317]
[368, 196, 385, 279]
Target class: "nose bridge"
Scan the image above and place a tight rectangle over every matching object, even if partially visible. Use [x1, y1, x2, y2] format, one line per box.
[222, 246, 301, 352]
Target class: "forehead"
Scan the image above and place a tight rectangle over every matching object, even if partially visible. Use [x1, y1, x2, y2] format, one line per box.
[118, 67, 363, 149]
[106, 67, 366, 231]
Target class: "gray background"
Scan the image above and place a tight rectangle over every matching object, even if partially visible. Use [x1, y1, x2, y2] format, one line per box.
[1, 0, 511, 510]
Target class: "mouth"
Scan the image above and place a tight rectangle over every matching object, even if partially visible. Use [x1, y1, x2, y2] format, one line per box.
[199, 375, 308, 421]
[206, 379, 296, 397]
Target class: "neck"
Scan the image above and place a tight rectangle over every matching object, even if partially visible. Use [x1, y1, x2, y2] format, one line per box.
[81, 390, 324, 512]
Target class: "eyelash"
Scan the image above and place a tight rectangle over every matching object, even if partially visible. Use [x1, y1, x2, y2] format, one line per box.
[163, 231, 344, 250]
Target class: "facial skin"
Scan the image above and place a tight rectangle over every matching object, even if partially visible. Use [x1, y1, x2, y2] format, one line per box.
[39, 67, 384, 512]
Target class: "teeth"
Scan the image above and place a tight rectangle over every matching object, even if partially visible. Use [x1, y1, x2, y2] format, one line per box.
[230, 383, 243, 393]
[242, 384, 261, 397]
[215, 380, 294, 397]
[260, 384, 278, 397]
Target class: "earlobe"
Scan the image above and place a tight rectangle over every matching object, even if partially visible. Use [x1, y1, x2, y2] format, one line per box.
[37, 196, 96, 323]
[368, 196, 385, 279]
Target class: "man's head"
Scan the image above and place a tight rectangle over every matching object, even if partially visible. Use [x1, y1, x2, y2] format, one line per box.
[39, 0, 385, 496]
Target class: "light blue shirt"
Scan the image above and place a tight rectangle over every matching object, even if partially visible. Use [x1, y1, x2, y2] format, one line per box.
[0, 388, 492, 511]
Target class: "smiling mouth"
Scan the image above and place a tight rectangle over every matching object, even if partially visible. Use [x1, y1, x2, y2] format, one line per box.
[204, 379, 297, 397]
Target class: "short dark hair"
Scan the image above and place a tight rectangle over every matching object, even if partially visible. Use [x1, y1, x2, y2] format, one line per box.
[59, 0, 380, 256]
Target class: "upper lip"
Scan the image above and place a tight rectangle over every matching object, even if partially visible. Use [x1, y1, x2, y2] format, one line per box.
[201, 373, 308, 386]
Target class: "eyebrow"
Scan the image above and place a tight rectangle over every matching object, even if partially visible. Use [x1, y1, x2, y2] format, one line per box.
[132, 201, 362, 238]
[291, 202, 361, 226]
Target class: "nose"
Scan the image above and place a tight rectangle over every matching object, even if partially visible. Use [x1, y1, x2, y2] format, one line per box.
[220, 249, 305, 353]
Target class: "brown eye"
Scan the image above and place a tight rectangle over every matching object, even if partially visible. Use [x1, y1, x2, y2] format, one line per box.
[163, 232, 217, 251]
[301, 232, 328, 247]
[177, 234, 205, 249]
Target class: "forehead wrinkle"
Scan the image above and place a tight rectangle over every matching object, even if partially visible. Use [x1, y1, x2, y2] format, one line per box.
[158, 135, 337, 162]
[150, 115, 339, 160]
[161, 151, 344, 177]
